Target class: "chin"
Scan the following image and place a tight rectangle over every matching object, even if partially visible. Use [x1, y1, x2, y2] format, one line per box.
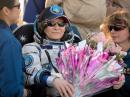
[53, 36, 62, 39]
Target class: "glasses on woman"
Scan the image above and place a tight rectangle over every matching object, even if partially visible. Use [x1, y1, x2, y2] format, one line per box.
[108, 24, 127, 32]
[46, 22, 66, 27]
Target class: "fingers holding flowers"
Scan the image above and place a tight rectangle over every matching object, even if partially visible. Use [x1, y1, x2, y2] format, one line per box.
[113, 74, 125, 89]
[53, 78, 74, 97]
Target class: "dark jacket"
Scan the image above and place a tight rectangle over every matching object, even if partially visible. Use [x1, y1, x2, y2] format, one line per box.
[0, 20, 24, 97]
[24, 0, 46, 23]
[117, 48, 130, 97]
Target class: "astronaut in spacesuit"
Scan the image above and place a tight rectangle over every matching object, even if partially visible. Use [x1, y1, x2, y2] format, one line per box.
[22, 5, 81, 97]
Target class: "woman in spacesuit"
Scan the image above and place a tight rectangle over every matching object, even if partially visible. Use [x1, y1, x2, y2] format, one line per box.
[22, 5, 81, 97]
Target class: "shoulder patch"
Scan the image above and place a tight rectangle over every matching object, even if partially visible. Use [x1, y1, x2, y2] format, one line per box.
[24, 55, 34, 67]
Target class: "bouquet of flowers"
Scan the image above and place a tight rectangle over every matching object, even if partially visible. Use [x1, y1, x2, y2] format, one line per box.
[56, 40, 126, 97]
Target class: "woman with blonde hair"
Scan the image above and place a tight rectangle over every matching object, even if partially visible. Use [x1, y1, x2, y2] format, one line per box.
[105, 9, 130, 97]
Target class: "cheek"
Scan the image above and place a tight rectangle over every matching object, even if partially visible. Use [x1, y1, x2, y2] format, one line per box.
[45, 27, 53, 32]
[11, 10, 20, 19]
[122, 31, 130, 38]
[44, 28, 54, 38]
[61, 27, 66, 33]
[118, 32, 130, 42]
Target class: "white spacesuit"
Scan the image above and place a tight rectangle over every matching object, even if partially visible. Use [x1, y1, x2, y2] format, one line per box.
[22, 5, 81, 97]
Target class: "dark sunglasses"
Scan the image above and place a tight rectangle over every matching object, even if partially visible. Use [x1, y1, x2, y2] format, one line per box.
[108, 25, 126, 32]
[46, 22, 66, 27]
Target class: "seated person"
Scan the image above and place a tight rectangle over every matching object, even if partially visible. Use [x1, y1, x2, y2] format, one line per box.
[22, 5, 81, 97]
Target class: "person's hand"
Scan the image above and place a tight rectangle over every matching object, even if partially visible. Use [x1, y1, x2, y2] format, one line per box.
[113, 74, 125, 89]
[23, 89, 28, 97]
[108, 42, 122, 53]
[53, 78, 74, 97]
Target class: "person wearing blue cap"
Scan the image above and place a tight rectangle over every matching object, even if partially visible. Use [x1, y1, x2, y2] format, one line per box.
[46, 0, 106, 41]
[22, 5, 81, 97]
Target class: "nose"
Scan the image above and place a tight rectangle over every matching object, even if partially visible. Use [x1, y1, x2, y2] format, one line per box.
[110, 29, 116, 33]
[54, 23, 60, 29]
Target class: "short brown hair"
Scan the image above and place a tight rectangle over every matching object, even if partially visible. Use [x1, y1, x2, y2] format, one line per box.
[0, 0, 17, 9]
[107, 9, 130, 29]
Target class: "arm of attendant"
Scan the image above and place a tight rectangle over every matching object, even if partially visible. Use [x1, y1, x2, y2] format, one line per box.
[1, 37, 24, 97]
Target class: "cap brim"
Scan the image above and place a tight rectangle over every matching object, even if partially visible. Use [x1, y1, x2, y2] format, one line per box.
[47, 15, 70, 23]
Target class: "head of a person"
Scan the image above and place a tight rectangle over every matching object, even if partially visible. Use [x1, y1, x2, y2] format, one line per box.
[0, 0, 20, 25]
[34, 5, 71, 42]
[106, 10, 130, 44]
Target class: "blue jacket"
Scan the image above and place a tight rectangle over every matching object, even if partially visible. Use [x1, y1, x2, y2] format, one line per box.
[0, 20, 24, 97]
[23, 0, 46, 23]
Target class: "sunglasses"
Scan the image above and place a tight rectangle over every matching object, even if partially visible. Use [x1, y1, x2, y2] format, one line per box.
[108, 25, 126, 32]
[12, 3, 20, 9]
[46, 22, 66, 27]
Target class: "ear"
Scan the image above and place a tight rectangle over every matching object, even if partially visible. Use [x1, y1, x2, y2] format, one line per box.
[2, 7, 10, 16]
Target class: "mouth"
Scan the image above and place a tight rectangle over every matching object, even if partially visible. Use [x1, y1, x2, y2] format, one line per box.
[111, 36, 119, 41]
[52, 31, 61, 33]
[112, 36, 117, 38]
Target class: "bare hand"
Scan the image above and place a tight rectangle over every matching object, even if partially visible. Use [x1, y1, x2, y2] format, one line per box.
[113, 75, 125, 89]
[23, 89, 28, 97]
[53, 78, 74, 97]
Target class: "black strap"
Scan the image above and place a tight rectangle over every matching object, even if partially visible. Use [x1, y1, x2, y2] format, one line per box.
[35, 44, 59, 73]
[45, 50, 59, 73]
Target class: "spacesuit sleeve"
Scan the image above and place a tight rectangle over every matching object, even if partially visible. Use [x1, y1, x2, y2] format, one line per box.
[22, 44, 50, 86]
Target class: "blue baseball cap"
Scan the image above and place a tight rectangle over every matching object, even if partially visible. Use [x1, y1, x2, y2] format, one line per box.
[38, 5, 69, 23]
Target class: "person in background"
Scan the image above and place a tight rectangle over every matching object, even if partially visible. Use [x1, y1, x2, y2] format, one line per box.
[23, 0, 46, 23]
[10, 0, 26, 31]
[106, 0, 130, 16]
[89, 9, 129, 97]
[45, 0, 106, 41]
[93, 9, 130, 97]
[0, 0, 24, 97]
[22, 5, 81, 97]
[106, 9, 130, 97]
